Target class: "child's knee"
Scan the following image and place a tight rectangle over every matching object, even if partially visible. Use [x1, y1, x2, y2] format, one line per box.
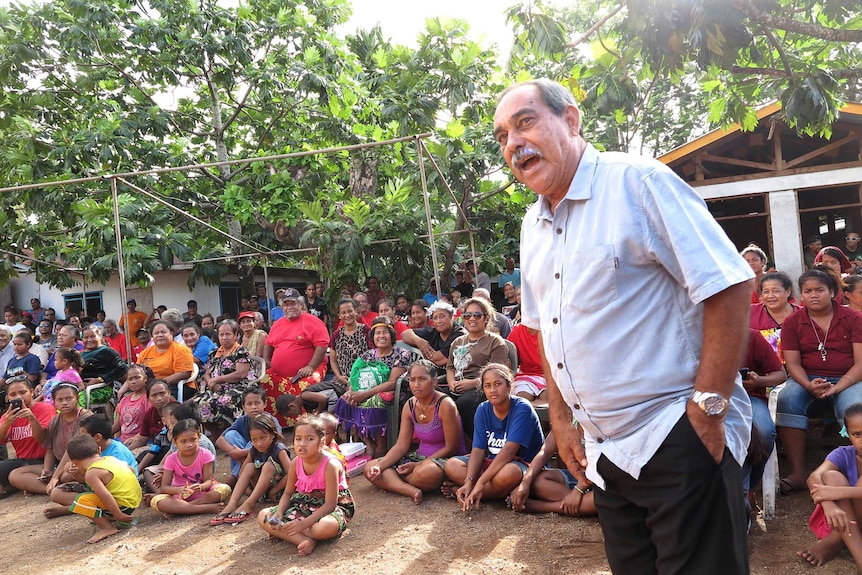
[823, 469, 852, 486]
[443, 457, 465, 479]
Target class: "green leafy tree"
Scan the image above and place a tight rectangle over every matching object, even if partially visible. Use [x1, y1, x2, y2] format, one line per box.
[506, 0, 862, 143]
[0, 0, 357, 289]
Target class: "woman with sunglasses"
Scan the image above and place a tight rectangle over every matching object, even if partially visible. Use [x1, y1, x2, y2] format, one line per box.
[446, 298, 509, 448]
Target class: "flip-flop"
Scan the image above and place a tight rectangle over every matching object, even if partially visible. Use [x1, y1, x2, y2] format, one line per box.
[224, 511, 252, 524]
[210, 512, 231, 526]
[779, 477, 802, 495]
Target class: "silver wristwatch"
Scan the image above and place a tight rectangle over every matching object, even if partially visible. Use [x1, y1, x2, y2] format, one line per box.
[690, 390, 729, 417]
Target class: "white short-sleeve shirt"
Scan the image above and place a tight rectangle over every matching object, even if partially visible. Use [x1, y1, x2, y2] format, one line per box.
[520, 144, 753, 488]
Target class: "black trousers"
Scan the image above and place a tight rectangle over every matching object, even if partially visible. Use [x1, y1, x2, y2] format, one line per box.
[594, 414, 749, 575]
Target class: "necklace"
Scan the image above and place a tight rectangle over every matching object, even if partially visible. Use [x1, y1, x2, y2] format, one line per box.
[415, 397, 434, 421]
[808, 311, 832, 362]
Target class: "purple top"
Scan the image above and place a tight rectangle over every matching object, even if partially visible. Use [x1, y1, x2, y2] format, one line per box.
[410, 395, 465, 457]
[826, 445, 860, 484]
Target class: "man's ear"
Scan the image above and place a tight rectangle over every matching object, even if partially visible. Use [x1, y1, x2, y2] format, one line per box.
[564, 104, 581, 136]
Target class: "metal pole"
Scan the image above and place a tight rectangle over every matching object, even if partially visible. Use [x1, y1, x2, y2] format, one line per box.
[262, 257, 270, 315]
[0, 133, 435, 194]
[416, 137, 441, 297]
[111, 178, 133, 362]
[117, 177, 263, 254]
[418, 140, 478, 278]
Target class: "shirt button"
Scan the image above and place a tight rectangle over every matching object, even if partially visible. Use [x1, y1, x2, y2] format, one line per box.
[597, 437, 604, 444]
[556, 228, 562, 235]
[557, 362, 563, 369]
[552, 318, 558, 324]
[554, 273, 560, 279]
[573, 404, 580, 410]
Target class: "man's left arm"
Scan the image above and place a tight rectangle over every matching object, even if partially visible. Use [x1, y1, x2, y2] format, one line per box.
[688, 279, 753, 463]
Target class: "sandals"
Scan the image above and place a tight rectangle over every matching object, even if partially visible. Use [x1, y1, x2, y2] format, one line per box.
[210, 512, 231, 526]
[779, 477, 803, 495]
[223, 511, 252, 524]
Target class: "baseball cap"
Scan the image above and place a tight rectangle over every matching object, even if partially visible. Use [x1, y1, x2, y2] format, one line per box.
[238, 311, 256, 321]
[127, 298, 136, 304]
[281, 288, 301, 301]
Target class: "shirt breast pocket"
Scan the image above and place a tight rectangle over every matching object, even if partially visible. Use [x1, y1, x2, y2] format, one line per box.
[564, 244, 619, 314]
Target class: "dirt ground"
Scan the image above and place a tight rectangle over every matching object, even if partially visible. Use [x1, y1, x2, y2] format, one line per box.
[0, 443, 858, 575]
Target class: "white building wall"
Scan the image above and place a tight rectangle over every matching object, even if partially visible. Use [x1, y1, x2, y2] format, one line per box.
[767, 190, 804, 279]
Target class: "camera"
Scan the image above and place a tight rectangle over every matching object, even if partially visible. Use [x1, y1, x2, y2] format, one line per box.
[738, 368, 751, 379]
[9, 398, 24, 411]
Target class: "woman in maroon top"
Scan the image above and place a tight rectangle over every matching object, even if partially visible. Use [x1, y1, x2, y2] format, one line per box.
[776, 269, 862, 493]
[749, 272, 800, 361]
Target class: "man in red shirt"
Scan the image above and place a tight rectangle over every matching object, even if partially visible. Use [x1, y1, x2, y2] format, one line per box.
[103, 319, 128, 360]
[262, 289, 329, 424]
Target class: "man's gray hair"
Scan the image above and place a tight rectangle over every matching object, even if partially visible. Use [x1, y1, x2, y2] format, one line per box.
[498, 78, 577, 116]
[161, 308, 183, 330]
[473, 288, 491, 301]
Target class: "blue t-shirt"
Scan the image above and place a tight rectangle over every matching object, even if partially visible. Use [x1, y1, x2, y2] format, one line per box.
[102, 440, 138, 470]
[225, 413, 282, 443]
[192, 336, 217, 364]
[5, 353, 41, 378]
[473, 396, 544, 463]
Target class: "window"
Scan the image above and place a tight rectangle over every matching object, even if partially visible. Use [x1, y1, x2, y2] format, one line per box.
[63, 291, 103, 318]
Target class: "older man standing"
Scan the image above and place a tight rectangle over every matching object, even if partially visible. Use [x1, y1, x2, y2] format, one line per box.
[495, 79, 754, 575]
[262, 289, 329, 423]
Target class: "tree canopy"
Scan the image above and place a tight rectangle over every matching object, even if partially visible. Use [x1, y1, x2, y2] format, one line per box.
[2, 0, 860, 298]
[507, 0, 862, 144]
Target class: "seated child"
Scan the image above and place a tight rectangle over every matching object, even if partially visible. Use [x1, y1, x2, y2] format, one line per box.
[275, 393, 304, 424]
[112, 365, 155, 449]
[139, 403, 180, 492]
[44, 413, 138, 519]
[65, 434, 142, 544]
[215, 385, 282, 487]
[258, 415, 355, 556]
[148, 418, 231, 518]
[212, 414, 291, 526]
[143, 400, 218, 494]
[509, 430, 596, 517]
[34, 348, 84, 404]
[319, 412, 346, 472]
[798, 402, 862, 569]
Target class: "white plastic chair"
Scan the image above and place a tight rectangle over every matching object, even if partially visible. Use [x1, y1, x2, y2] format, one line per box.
[84, 380, 114, 418]
[176, 363, 200, 403]
[762, 383, 785, 520]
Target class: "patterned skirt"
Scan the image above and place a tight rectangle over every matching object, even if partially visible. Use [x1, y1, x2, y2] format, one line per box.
[275, 488, 355, 534]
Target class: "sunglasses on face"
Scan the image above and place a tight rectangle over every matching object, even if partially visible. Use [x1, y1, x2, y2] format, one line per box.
[848, 237, 861, 241]
[462, 312, 485, 319]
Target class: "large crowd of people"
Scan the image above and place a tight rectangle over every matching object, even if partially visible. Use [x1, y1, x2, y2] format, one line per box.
[2, 77, 862, 573]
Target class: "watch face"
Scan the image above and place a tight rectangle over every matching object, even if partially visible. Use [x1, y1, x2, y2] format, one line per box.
[702, 395, 728, 416]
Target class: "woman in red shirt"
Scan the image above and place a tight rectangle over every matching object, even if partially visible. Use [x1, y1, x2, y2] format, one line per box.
[776, 269, 862, 493]
[0, 377, 55, 497]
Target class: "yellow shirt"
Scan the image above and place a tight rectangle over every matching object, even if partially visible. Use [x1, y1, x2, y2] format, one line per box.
[137, 341, 194, 380]
[88, 456, 142, 509]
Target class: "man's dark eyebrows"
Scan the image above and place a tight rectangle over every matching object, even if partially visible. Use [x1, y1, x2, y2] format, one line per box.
[493, 107, 539, 138]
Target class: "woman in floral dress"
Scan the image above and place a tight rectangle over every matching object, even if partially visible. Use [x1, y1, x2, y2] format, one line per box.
[195, 320, 251, 428]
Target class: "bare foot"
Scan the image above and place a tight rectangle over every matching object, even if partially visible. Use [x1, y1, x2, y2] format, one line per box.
[411, 488, 423, 505]
[441, 481, 456, 499]
[43, 506, 70, 519]
[797, 534, 843, 566]
[142, 493, 154, 506]
[86, 526, 118, 544]
[296, 537, 318, 556]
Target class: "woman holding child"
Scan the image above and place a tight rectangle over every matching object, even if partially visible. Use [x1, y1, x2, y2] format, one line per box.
[194, 319, 251, 427]
[365, 360, 465, 503]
